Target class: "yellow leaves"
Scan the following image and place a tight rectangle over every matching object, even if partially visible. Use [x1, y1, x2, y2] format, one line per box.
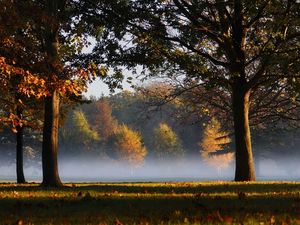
[113, 125, 147, 167]
[199, 118, 233, 170]
[153, 122, 183, 159]
[68, 110, 100, 148]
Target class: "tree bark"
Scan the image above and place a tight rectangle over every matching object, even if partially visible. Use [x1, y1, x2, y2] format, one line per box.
[16, 107, 25, 184]
[41, 0, 64, 187]
[232, 80, 256, 181]
[42, 90, 62, 187]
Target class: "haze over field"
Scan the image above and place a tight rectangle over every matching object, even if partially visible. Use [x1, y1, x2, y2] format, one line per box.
[1, 92, 300, 183]
[0, 155, 299, 182]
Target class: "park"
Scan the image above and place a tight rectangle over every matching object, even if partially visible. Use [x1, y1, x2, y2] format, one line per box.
[0, 0, 300, 224]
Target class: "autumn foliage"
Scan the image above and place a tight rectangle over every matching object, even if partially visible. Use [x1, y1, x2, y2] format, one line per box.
[92, 98, 118, 142]
[153, 122, 184, 160]
[200, 118, 234, 171]
[69, 110, 100, 149]
[111, 125, 147, 167]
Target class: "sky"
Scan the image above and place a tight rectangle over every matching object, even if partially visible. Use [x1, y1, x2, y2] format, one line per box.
[84, 79, 110, 98]
[83, 74, 138, 98]
[82, 37, 138, 98]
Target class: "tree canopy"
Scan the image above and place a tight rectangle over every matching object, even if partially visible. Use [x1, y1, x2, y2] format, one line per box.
[86, 0, 300, 181]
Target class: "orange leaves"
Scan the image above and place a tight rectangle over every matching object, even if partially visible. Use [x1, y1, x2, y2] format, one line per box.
[115, 218, 124, 225]
[112, 125, 147, 167]
[1, 54, 91, 100]
[57, 79, 87, 97]
[18, 73, 49, 98]
[1, 55, 90, 99]
[2, 37, 14, 47]
[17, 72, 87, 99]
[0, 113, 27, 133]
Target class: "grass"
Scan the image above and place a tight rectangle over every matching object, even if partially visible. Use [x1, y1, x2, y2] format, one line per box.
[0, 181, 299, 224]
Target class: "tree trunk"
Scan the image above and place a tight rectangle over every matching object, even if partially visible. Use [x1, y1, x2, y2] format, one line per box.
[16, 108, 25, 184]
[41, 0, 64, 187]
[232, 81, 256, 181]
[42, 90, 62, 187]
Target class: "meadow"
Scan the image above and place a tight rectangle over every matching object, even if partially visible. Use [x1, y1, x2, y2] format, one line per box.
[0, 181, 299, 225]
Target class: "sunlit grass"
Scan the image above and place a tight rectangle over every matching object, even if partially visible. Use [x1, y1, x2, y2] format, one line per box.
[0, 181, 299, 224]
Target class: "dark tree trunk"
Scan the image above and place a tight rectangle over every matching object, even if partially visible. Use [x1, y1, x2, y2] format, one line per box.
[41, 0, 65, 187]
[16, 108, 25, 184]
[42, 90, 62, 187]
[232, 80, 256, 181]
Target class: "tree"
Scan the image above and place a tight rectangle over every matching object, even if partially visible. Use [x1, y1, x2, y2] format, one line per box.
[0, 1, 46, 183]
[64, 110, 100, 151]
[0, 1, 128, 186]
[111, 125, 147, 167]
[91, 98, 118, 142]
[0, 2, 24, 184]
[89, 0, 300, 180]
[0, 0, 92, 186]
[200, 118, 234, 173]
[153, 122, 184, 160]
[38, 0, 69, 187]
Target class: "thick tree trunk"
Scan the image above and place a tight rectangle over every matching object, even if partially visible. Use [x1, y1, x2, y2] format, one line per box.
[41, 0, 64, 187]
[232, 81, 256, 181]
[16, 108, 25, 184]
[42, 90, 62, 187]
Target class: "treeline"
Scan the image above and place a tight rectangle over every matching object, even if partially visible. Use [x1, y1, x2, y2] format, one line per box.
[1, 87, 300, 179]
[61, 89, 300, 174]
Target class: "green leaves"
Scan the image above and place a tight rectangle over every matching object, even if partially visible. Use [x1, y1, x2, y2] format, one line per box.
[64, 110, 100, 149]
[153, 122, 184, 159]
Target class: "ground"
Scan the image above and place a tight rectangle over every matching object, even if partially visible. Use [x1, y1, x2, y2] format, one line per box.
[0, 181, 299, 224]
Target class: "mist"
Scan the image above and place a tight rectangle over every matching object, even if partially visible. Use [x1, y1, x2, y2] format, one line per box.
[0, 152, 299, 182]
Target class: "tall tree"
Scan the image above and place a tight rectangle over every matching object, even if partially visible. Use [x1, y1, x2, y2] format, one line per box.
[0, 1, 43, 183]
[88, 0, 300, 181]
[1, 1, 127, 186]
[39, 0, 67, 187]
[1, 0, 91, 186]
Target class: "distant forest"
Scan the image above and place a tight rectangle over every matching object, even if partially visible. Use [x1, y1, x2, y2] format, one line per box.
[1, 86, 300, 177]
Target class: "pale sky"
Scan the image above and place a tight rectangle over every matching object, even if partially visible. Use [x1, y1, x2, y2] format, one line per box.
[84, 77, 135, 98]
[82, 38, 142, 98]
[84, 78, 110, 98]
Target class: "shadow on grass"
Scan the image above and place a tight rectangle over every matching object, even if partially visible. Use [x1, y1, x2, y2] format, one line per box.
[0, 195, 299, 224]
[0, 182, 299, 224]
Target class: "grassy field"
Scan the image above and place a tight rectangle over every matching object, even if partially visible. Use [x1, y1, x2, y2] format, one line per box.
[0, 181, 299, 225]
